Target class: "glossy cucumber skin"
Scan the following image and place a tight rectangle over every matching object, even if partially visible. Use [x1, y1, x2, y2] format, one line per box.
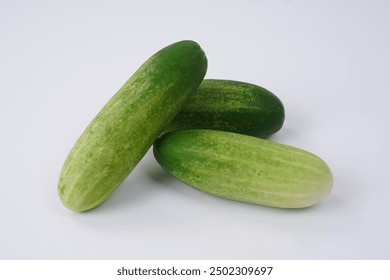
[163, 80, 285, 138]
[154, 129, 333, 208]
[59, 41, 207, 212]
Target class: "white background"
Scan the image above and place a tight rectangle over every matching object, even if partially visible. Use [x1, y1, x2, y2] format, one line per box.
[1, 0, 389, 259]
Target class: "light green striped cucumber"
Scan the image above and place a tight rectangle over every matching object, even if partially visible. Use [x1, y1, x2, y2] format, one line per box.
[163, 79, 284, 138]
[154, 129, 333, 208]
[59, 40, 207, 212]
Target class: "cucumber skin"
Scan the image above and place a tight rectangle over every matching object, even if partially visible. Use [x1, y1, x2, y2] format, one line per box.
[154, 129, 333, 209]
[163, 80, 285, 138]
[59, 41, 207, 212]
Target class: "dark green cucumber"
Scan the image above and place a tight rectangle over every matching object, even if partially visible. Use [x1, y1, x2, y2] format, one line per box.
[59, 41, 207, 212]
[163, 79, 285, 138]
[154, 129, 333, 208]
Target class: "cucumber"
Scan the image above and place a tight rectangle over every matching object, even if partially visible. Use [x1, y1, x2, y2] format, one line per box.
[163, 79, 285, 138]
[59, 40, 208, 212]
[153, 129, 333, 208]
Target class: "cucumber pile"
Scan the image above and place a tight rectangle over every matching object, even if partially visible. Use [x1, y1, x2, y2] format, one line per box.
[59, 40, 333, 212]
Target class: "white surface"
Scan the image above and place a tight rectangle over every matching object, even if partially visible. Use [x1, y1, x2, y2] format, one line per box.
[1, 0, 389, 259]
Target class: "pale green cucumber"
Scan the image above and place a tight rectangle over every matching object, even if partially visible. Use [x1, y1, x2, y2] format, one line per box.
[153, 129, 333, 208]
[59, 40, 207, 212]
[164, 79, 285, 138]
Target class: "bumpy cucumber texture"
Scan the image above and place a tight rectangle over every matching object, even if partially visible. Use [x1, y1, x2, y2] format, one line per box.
[164, 79, 284, 138]
[59, 41, 208, 211]
[154, 129, 333, 208]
